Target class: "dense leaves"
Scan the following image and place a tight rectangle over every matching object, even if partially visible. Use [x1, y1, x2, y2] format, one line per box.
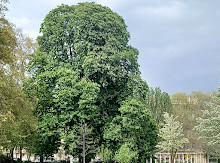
[27, 2, 158, 162]
[114, 143, 136, 163]
[104, 99, 158, 162]
[0, 18, 16, 64]
[146, 87, 172, 123]
[0, 1, 37, 161]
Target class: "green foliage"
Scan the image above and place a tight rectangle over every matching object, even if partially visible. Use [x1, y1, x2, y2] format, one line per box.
[31, 130, 60, 158]
[0, 4, 37, 157]
[114, 143, 136, 163]
[27, 58, 100, 157]
[0, 153, 12, 163]
[102, 146, 113, 163]
[104, 99, 158, 161]
[0, 18, 16, 64]
[27, 2, 158, 160]
[146, 87, 172, 123]
[0, 86, 37, 149]
[38, 3, 130, 55]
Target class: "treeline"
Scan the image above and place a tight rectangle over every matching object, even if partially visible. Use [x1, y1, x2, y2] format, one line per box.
[171, 92, 219, 157]
[0, 1, 219, 163]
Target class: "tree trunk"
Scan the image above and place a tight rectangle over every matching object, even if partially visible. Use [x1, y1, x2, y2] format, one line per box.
[170, 149, 177, 163]
[83, 131, 86, 163]
[10, 148, 14, 163]
[27, 153, 31, 162]
[40, 155, 44, 163]
[19, 146, 22, 162]
[206, 155, 209, 163]
[171, 149, 174, 163]
[136, 153, 142, 163]
[78, 153, 82, 163]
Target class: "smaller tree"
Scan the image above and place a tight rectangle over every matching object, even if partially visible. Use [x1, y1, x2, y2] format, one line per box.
[114, 143, 136, 163]
[102, 146, 113, 163]
[194, 97, 220, 156]
[78, 123, 96, 163]
[157, 112, 188, 163]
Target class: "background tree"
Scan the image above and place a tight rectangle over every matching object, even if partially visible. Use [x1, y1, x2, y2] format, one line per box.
[171, 91, 217, 153]
[157, 112, 188, 163]
[194, 97, 220, 157]
[146, 87, 172, 124]
[0, 1, 37, 161]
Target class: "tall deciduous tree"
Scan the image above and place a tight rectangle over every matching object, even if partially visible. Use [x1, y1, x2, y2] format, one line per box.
[27, 2, 158, 161]
[157, 112, 188, 163]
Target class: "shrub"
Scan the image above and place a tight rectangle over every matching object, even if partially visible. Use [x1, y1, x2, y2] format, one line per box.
[114, 144, 136, 163]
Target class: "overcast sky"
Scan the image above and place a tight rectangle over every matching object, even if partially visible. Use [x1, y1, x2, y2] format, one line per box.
[6, 0, 220, 95]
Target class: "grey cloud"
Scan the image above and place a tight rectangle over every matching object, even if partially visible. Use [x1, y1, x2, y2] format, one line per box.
[7, 0, 220, 94]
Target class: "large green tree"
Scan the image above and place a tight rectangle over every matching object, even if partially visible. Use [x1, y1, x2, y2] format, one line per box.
[27, 2, 158, 162]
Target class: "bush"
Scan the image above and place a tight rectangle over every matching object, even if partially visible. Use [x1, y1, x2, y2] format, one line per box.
[114, 144, 136, 163]
[0, 154, 13, 163]
[102, 147, 113, 163]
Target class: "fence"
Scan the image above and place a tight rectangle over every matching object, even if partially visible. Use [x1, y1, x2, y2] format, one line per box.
[147, 152, 208, 163]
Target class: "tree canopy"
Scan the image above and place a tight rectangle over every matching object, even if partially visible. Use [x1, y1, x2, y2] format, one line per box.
[27, 2, 158, 162]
